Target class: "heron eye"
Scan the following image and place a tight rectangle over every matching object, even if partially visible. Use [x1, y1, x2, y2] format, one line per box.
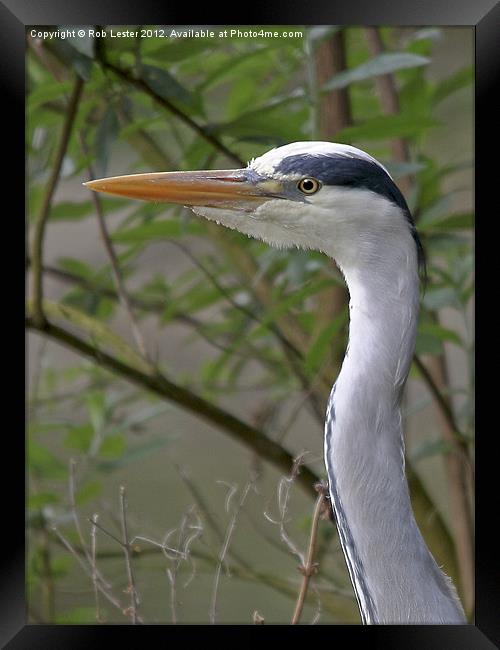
[297, 178, 320, 194]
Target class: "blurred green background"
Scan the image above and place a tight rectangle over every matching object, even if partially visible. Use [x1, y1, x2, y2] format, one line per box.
[27, 25, 474, 624]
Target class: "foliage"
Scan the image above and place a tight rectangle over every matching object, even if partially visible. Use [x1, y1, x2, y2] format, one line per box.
[27, 25, 473, 624]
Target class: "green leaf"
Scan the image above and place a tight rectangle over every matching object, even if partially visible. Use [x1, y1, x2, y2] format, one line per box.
[95, 105, 119, 178]
[432, 66, 473, 106]
[142, 37, 213, 62]
[28, 299, 153, 376]
[28, 80, 73, 111]
[123, 403, 172, 428]
[213, 95, 307, 143]
[49, 201, 93, 221]
[336, 114, 438, 142]
[56, 257, 96, 279]
[419, 212, 474, 233]
[99, 434, 126, 459]
[323, 53, 429, 91]
[28, 441, 66, 479]
[422, 287, 459, 310]
[199, 45, 286, 91]
[86, 391, 107, 433]
[416, 322, 461, 355]
[96, 435, 171, 472]
[75, 480, 103, 505]
[411, 439, 455, 462]
[28, 492, 60, 509]
[56, 607, 98, 624]
[112, 218, 205, 242]
[142, 64, 194, 106]
[64, 423, 94, 452]
[251, 279, 333, 337]
[49, 40, 93, 80]
[384, 161, 426, 178]
[305, 312, 346, 374]
[28, 422, 69, 435]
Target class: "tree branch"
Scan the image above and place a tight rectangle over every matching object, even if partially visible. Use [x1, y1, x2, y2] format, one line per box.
[30, 75, 84, 327]
[291, 490, 326, 624]
[97, 56, 244, 168]
[26, 314, 319, 498]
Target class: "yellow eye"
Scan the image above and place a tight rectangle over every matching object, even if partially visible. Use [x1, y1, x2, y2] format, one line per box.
[297, 177, 320, 194]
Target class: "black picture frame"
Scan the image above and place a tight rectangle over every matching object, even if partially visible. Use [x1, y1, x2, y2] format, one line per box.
[6, 0, 498, 646]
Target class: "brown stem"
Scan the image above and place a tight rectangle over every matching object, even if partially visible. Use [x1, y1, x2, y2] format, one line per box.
[364, 28, 411, 196]
[291, 492, 325, 624]
[30, 75, 84, 327]
[120, 486, 140, 624]
[312, 31, 351, 365]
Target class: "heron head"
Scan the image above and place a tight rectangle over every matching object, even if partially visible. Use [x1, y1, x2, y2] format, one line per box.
[84, 141, 422, 270]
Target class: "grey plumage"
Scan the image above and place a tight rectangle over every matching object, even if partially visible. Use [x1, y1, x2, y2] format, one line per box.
[85, 140, 467, 624]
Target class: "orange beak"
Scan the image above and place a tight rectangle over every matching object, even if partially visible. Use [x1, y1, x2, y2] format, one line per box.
[83, 169, 283, 210]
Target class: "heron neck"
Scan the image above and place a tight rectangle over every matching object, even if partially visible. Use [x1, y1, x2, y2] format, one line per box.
[324, 251, 464, 623]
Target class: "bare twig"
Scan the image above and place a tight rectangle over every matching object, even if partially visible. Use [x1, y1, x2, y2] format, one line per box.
[30, 75, 84, 327]
[52, 525, 142, 621]
[163, 507, 203, 623]
[253, 610, 265, 624]
[291, 489, 327, 624]
[68, 460, 111, 590]
[126, 507, 202, 623]
[264, 452, 311, 565]
[209, 479, 255, 623]
[90, 514, 102, 622]
[119, 486, 140, 624]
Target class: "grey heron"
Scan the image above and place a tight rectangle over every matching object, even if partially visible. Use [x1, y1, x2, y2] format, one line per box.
[85, 141, 466, 624]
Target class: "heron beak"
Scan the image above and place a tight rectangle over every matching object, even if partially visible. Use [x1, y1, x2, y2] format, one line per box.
[83, 169, 282, 210]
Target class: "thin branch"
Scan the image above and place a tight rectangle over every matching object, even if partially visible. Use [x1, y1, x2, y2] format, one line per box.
[413, 355, 468, 449]
[264, 453, 311, 566]
[166, 239, 305, 364]
[68, 459, 111, 590]
[49, 527, 358, 620]
[90, 514, 102, 622]
[52, 525, 142, 622]
[163, 506, 203, 623]
[97, 56, 244, 167]
[119, 486, 140, 624]
[30, 75, 84, 327]
[209, 479, 255, 623]
[80, 135, 149, 360]
[36, 260, 282, 368]
[291, 488, 328, 624]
